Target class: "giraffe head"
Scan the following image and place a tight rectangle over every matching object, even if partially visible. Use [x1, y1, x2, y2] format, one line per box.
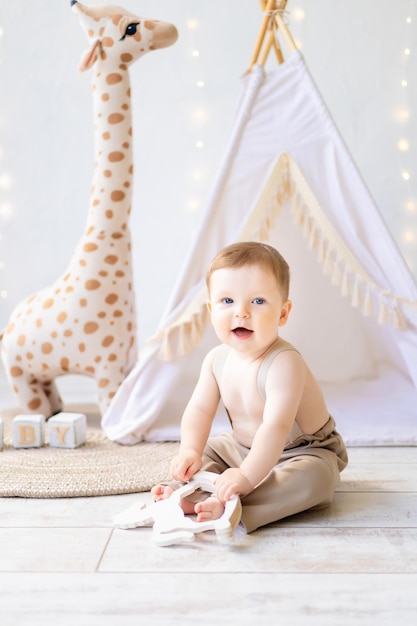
[71, 1, 178, 72]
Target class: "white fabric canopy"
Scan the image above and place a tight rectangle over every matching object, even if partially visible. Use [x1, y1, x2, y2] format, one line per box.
[102, 50, 417, 446]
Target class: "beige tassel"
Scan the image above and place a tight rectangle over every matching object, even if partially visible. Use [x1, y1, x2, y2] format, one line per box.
[351, 275, 362, 308]
[363, 286, 374, 316]
[341, 266, 350, 297]
[377, 297, 390, 325]
[393, 304, 406, 330]
[331, 258, 342, 286]
[323, 246, 334, 275]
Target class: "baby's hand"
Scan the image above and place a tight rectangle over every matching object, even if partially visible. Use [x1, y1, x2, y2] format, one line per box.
[214, 468, 253, 502]
[170, 449, 202, 482]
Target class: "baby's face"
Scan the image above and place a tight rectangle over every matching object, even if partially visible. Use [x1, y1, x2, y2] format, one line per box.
[207, 264, 291, 356]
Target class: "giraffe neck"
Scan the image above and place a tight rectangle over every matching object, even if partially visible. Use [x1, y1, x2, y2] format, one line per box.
[86, 65, 134, 233]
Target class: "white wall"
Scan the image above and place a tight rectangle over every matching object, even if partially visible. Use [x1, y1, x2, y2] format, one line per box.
[0, 0, 416, 347]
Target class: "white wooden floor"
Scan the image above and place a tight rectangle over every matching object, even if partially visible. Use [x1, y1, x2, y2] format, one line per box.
[0, 372, 416, 624]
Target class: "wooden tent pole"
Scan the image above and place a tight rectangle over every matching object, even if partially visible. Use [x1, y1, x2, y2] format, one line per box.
[248, 0, 279, 70]
[248, 0, 291, 72]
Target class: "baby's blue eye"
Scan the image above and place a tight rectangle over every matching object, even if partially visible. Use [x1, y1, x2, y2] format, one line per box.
[253, 298, 265, 305]
[223, 298, 233, 304]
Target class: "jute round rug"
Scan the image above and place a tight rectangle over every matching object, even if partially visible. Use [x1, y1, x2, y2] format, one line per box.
[0, 405, 179, 498]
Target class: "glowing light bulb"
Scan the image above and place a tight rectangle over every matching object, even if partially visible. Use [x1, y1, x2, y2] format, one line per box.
[187, 199, 200, 212]
[193, 108, 209, 123]
[0, 260, 5, 270]
[0, 27, 3, 38]
[0, 203, 13, 219]
[192, 50, 200, 58]
[403, 230, 416, 244]
[404, 48, 411, 56]
[394, 108, 410, 122]
[293, 8, 306, 21]
[187, 19, 198, 30]
[406, 200, 416, 213]
[195, 140, 204, 149]
[406, 17, 412, 24]
[0, 290, 7, 299]
[402, 171, 411, 181]
[196, 80, 205, 88]
[192, 169, 203, 181]
[0, 174, 11, 189]
[401, 79, 408, 87]
[398, 138, 410, 152]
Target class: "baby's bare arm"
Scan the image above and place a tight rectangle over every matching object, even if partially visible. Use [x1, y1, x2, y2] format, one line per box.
[172, 349, 221, 481]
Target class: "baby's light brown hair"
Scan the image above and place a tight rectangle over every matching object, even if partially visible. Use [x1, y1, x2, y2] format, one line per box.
[206, 241, 290, 301]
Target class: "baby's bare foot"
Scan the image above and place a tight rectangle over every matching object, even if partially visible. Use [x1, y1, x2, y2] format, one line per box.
[194, 496, 225, 522]
[151, 484, 174, 502]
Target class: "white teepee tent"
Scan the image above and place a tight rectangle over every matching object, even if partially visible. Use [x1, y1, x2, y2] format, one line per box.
[102, 1, 417, 446]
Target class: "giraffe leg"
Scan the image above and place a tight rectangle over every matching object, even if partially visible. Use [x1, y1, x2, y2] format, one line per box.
[5, 370, 56, 417]
[42, 380, 64, 416]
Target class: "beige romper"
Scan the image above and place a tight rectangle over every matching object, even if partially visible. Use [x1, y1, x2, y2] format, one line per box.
[199, 340, 348, 533]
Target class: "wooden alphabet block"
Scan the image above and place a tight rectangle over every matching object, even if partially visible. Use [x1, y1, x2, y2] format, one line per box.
[13, 414, 46, 448]
[48, 412, 87, 449]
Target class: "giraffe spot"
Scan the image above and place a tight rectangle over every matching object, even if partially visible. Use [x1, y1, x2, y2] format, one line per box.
[112, 232, 123, 239]
[84, 243, 98, 253]
[113, 310, 123, 318]
[10, 366, 23, 377]
[107, 74, 122, 87]
[57, 312, 67, 323]
[105, 255, 118, 265]
[121, 104, 129, 111]
[84, 322, 99, 334]
[99, 270, 108, 277]
[102, 335, 114, 347]
[80, 259, 87, 267]
[109, 151, 124, 162]
[64, 329, 73, 337]
[111, 190, 125, 202]
[102, 37, 114, 48]
[27, 352, 34, 360]
[16, 355, 22, 362]
[122, 142, 130, 149]
[51, 331, 58, 339]
[86, 366, 95, 374]
[115, 270, 125, 277]
[106, 210, 114, 219]
[36, 318, 42, 328]
[79, 343, 85, 352]
[86, 226, 95, 235]
[93, 199, 100, 207]
[28, 398, 42, 411]
[102, 93, 110, 101]
[104, 170, 112, 178]
[103, 132, 110, 140]
[119, 64, 127, 71]
[98, 378, 109, 388]
[17, 334, 26, 346]
[41, 342, 53, 354]
[108, 112, 124, 124]
[6, 322, 15, 334]
[61, 357, 70, 372]
[98, 311, 106, 318]
[42, 298, 54, 309]
[85, 279, 101, 291]
[79, 299, 87, 308]
[144, 20, 155, 30]
[106, 294, 118, 305]
[94, 356, 102, 363]
[108, 353, 117, 362]
[65, 286, 74, 293]
[108, 391, 116, 400]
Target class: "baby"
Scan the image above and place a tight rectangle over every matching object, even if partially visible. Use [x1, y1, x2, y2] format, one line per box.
[152, 241, 348, 533]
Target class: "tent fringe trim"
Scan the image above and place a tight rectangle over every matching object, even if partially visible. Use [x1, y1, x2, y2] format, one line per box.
[149, 152, 416, 361]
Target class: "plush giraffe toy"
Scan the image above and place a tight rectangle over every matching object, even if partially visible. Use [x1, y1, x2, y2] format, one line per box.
[0, 2, 178, 417]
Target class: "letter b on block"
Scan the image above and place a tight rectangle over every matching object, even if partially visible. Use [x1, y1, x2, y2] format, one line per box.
[49, 413, 87, 448]
[13, 415, 46, 448]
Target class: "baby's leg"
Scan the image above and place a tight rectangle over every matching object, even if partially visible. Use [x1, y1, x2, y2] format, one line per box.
[151, 482, 201, 516]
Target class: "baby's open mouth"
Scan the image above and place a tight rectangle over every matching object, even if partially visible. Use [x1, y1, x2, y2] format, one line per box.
[232, 327, 253, 338]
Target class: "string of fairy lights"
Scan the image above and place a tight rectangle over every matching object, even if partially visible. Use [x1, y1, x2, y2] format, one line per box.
[0, 3, 416, 316]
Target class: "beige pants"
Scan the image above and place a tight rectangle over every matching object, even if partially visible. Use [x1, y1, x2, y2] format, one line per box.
[199, 416, 348, 533]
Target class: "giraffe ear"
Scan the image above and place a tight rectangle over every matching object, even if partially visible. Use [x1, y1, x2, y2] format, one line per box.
[78, 39, 101, 72]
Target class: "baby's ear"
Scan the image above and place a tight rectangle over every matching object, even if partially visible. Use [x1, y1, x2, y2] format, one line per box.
[278, 300, 292, 326]
[78, 39, 101, 72]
